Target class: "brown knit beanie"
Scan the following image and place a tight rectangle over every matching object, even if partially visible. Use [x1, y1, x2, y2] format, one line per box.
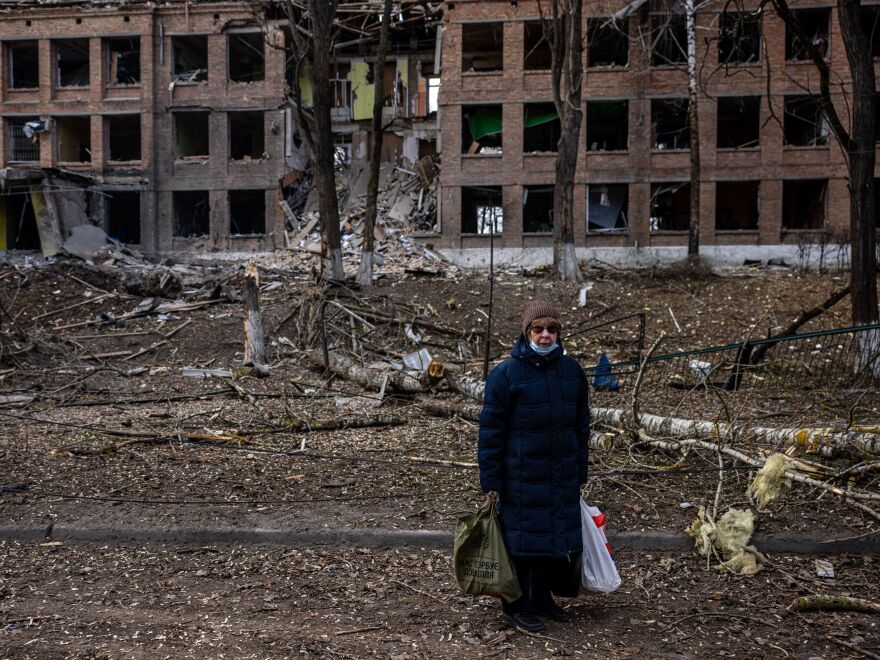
[521, 300, 561, 338]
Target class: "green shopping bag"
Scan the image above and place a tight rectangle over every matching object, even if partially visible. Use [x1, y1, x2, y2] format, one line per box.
[453, 501, 522, 603]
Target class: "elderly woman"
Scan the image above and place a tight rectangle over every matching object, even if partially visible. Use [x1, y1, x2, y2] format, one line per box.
[478, 300, 590, 632]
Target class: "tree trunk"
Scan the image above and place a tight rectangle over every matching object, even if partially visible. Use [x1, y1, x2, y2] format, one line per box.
[243, 260, 268, 376]
[550, 0, 584, 282]
[309, 0, 344, 280]
[685, 0, 700, 260]
[357, 0, 393, 287]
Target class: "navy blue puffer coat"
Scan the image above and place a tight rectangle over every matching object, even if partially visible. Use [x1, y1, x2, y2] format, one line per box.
[478, 335, 590, 558]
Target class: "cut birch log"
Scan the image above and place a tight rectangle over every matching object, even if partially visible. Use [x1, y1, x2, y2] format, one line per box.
[593, 408, 880, 457]
[305, 351, 424, 393]
[445, 373, 486, 401]
[243, 260, 268, 377]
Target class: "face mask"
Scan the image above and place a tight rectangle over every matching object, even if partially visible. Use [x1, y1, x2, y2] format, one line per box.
[529, 339, 558, 355]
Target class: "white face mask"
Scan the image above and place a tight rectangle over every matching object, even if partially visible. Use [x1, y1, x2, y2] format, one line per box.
[529, 339, 558, 355]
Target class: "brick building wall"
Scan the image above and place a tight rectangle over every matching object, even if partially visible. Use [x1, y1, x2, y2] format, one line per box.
[438, 0, 866, 264]
[0, 1, 288, 254]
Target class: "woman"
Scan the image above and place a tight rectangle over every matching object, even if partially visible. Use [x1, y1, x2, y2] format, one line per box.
[478, 300, 590, 632]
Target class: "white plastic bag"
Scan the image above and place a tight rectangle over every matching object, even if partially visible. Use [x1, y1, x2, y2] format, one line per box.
[580, 499, 622, 593]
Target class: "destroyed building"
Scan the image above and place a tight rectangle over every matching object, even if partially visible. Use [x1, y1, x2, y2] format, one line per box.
[0, 0, 440, 256]
[436, 0, 879, 266]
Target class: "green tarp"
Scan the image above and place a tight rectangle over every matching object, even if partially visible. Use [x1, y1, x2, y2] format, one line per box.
[466, 108, 503, 141]
[524, 106, 559, 128]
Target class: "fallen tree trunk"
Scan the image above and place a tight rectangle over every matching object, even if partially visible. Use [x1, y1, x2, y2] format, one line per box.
[593, 408, 880, 457]
[305, 351, 424, 393]
[280, 415, 406, 432]
[788, 595, 880, 614]
[445, 373, 486, 401]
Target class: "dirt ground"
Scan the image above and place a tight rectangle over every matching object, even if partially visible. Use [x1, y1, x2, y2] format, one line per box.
[2, 540, 879, 659]
[1, 258, 879, 658]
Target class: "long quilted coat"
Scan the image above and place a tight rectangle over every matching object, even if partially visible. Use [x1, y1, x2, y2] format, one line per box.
[478, 335, 590, 559]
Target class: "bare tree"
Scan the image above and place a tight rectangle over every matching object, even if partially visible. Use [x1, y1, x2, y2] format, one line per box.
[357, 0, 394, 287]
[284, 0, 344, 280]
[758, 0, 878, 352]
[685, 0, 701, 259]
[545, 0, 584, 281]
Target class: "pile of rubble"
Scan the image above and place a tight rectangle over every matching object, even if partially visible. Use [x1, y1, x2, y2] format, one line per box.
[284, 156, 455, 277]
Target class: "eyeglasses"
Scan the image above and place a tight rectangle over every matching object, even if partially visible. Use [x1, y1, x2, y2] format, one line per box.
[529, 324, 559, 335]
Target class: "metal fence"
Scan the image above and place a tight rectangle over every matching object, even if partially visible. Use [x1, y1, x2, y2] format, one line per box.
[5, 119, 40, 162]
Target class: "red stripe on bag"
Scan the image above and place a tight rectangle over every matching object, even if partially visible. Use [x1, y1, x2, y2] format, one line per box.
[592, 513, 606, 528]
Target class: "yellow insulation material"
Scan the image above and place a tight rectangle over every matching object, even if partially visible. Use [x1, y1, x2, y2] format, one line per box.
[748, 453, 792, 510]
[686, 507, 765, 576]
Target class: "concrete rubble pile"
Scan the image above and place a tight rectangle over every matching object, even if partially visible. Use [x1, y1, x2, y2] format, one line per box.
[284, 156, 456, 278]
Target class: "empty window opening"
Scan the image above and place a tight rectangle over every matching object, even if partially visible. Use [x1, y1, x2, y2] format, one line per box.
[334, 134, 352, 167]
[786, 8, 830, 61]
[55, 39, 90, 87]
[783, 179, 826, 229]
[717, 96, 760, 148]
[105, 191, 140, 244]
[524, 103, 560, 153]
[172, 35, 208, 82]
[523, 21, 553, 70]
[106, 37, 140, 85]
[229, 189, 266, 236]
[587, 100, 628, 151]
[5, 118, 41, 162]
[229, 111, 265, 160]
[427, 76, 441, 114]
[650, 182, 690, 231]
[461, 23, 503, 72]
[864, 6, 880, 58]
[718, 11, 761, 64]
[588, 184, 628, 232]
[587, 18, 628, 67]
[173, 190, 210, 237]
[228, 32, 265, 83]
[462, 105, 502, 155]
[174, 112, 210, 159]
[1, 190, 41, 250]
[651, 11, 686, 65]
[106, 114, 141, 161]
[784, 96, 828, 146]
[875, 179, 880, 227]
[652, 98, 689, 149]
[7, 41, 39, 89]
[715, 181, 759, 230]
[461, 186, 503, 234]
[56, 116, 91, 163]
[330, 61, 352, 118]
[523, 185, 554, 233]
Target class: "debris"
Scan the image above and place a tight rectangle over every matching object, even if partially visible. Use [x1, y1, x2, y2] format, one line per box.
[748, 453, 792, 510]
[815, 559, 835, 579]
[181, 368, 234, 378]
[402, 348, 433, 372]
[686, 507, 765, 575]
[63, 224, 109, 261]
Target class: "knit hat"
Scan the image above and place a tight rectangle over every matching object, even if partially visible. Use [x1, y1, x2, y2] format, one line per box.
[521, 300, 561, 338]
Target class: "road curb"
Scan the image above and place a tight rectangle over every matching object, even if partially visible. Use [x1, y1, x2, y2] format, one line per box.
[0, 524, 877, 555]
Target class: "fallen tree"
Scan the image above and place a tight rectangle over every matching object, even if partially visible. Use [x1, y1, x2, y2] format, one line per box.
[305, 351, 424, 393]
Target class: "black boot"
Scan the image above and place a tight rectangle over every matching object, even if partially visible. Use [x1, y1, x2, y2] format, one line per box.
[502, 597, 546, 632]
[533, 598, 573, 623]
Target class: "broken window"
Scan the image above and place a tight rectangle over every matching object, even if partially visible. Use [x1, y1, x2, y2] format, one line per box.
[105, 191, 140, 244]
[650, 182, 690, 231]
[228, 111, 265, 160]
[105, 37, 140, 85]
[461, 186, 503, 234]
[7, 41, 39, 89]
[782, 179, 826, 229]
[786, 8, 830, 61]
[523, 185, 554, 233]
[652, 98, 689, 150]
[461, 23, 503, 72]
[229, 189, 266, 236]
[330, 61, 352, 118]
[651, 9, 686, 66]
[172, 35, 208, 82]
[461, 105, 502, 155]
[784, 96, 828, 146]
[715, 181, 759, 230]
[523, 103, 560, 153]
[587, 100, 628, 151]
[5, 118, 41, 162]
[427, 76, 440, 114]
[55, 39, 90, 87]
[588, 184, 628, 232]
[106, 114, 141, 161]
[228, 32, 265, 82]
[173, 190, 210, 237]
[717, 96, 760, 149]
[718, 11, 761, 64]
[523, 21, 552, 70]
[864, 6, 880, 58]
[56, 116, 91, 163]
[334, 134, 352, 167]
[587, 18, 628, 67]
[173, 112, 210, 159]
[1, 189, 40, 249]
